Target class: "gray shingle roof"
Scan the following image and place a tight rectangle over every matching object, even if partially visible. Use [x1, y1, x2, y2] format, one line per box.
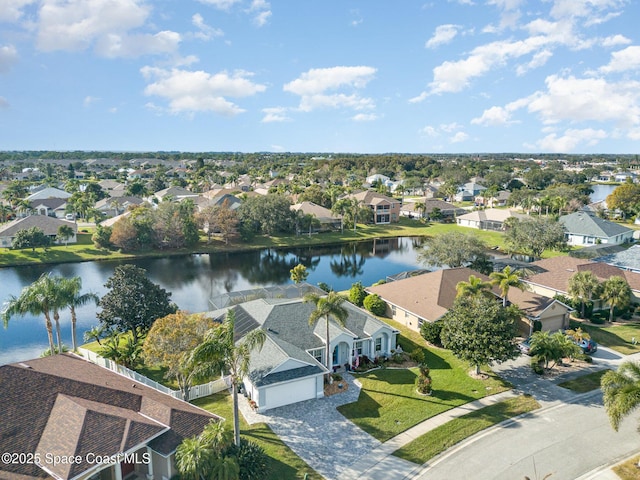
[559, 210, 633, 238]
[0, 215, 77, 238]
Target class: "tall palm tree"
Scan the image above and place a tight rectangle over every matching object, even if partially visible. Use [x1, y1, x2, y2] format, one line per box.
[304, 291, 348, 378]
[175, 420, 236, 480]
[190, 309, 266, 447]
[58, 276, 99, 351]
[602, 361, 640, 431]
[455, 275, 493, 299]
[600, 276, 632, 323]
[490, 266, 526, 307]
[2, 273, 60, 354]
[567, 271, 600, 319]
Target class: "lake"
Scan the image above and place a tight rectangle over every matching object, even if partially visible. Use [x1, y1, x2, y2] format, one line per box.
[590, 183, 617, 203]
[0, 237, 425, 365]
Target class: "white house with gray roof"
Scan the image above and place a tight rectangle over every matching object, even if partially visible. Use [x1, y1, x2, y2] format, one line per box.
[559, 210, 634, 246]
[206, 292, 398, 412]
[0, 215, 77, 248]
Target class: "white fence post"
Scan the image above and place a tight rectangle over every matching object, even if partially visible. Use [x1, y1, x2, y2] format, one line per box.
[76, 348, 230, 400]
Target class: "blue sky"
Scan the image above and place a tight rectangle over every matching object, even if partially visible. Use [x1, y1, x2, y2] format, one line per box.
[0, 0, 639, 154]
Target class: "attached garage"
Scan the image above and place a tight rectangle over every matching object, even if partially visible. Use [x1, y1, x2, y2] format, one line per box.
[263, 376, 317, 410]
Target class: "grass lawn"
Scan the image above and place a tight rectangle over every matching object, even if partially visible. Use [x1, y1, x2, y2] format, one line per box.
[613, 456, 640, 480]
[392, 395, 540, 465]
[336, 318, 511, 442]
[557, 369, 610, 393]
[572, 321, 640, 355]
[192, 392, 322, 480]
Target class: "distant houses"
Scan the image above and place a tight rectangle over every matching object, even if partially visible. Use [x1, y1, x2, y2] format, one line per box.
[0, 215, 77, 248]
[456, 208, 526, 231]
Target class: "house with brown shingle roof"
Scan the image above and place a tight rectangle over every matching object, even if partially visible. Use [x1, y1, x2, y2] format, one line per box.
[0, 354, 218, 480]
[345, 191, 401, 224]
[366, 267, 571, 336]
[291, 201, 342, 232]
[522, 256, 640, 303]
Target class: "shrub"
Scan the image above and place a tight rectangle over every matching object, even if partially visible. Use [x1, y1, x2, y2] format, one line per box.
[410, 349, 425, 364]
[420, 320, 443, 346]
[92, 225, 113, 249]
[575, 353, 593, 363]
[531, 357, 544, 375]
[363, 294, 387, 316]
[532, 319, 542, 333]
[590, 315, 606, 325]
[349, 281, 367, 307]
[227, 439, 270, 480]
[415, 363, 433, 395]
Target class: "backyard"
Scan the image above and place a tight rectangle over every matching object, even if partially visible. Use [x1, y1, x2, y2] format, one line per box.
[337, 318, 512, 442]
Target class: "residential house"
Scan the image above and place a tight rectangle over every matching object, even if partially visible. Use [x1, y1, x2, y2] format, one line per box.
[559, 210, 634, 246]
[25, 187, 72, 202]
[346, 191, 401, 224]
[614, 172, 637, 183]
[455, 182, 486, 202]
[365, 174, 393, 189]
[400, 198, 465, 221]
[475, 190, 511, 207]
[366, 267, 571, 335]
[149, 186, 200, 203]
[0, 353, 217, 480]
[30, 198, 68, 218]
[207, 288, 398, 412]
[291, 201, 342, 232]
[456, 208, 526, 231]
[0, 215, 77, 248]
[95, 196, 144, 218]
[98, 180, 127, 198]
[522, 256, 640, 303]
[594, 244, 640, 274]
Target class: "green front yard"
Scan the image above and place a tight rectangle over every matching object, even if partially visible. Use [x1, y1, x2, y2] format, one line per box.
[193, 392, 322, 480]
[558, 369, 610, 393]
[571, 321, 640, 355]
[392, 395, 540, 464]
[337, 319, 511, 442]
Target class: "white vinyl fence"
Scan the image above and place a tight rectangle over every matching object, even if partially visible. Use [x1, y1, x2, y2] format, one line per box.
[77, 348, 230, 401]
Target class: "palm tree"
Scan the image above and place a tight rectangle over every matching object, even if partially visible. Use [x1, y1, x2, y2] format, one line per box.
[567, 271, 600, 319]
[175, 420, 236, 480]
[490, 266, 526, 307]
[175, 436, 217, 480]
[190, 309, 266, 447]
[58, 276, 99, 351]
[2, 273, 59, 354]
[455, 275, 493, 299]
[600, 276, 632, 323]
[602, 361, 640, 431]
[304, 291, 348, 378]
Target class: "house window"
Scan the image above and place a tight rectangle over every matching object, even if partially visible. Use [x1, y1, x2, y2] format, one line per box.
[418, 319, 424, 327]
[391, 305, 396, 316]
[309, 348, 323, 364]
[352, 341, 363, 356]
[375, 337, 382, 352]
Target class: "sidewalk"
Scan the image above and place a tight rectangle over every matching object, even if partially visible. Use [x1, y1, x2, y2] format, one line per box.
[339, 389, 520, 480]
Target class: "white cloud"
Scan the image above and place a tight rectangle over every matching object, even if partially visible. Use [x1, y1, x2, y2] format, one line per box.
[421, 125, 438, 137]
[471, 106, 511, 126]
[486, 0, 524, 31]
[0, 0, 35, 22]
[425, 24, 460, 49]
[535, 128, 607, 152]
[36, 0, 151, 53]
[284, 66, 376, 95]
[526, 75, 640, 127]
[516, 49, 552, 75]
[141, 67, 266, 116]
[283, 66, 377, 115]
[95, 31, 181, 58]
[192, 13, 224, 41]
[450, 131, 469, 143]
[599, 46, 640, 74]
[601, 34, 631, 47]
[352, 113, 378, 121]
[0, 44, 19, 74]
[261, 107, 290, 123]
[83, 95, 99, 107]
[197, 0, 240, 11]
[247, 0, 271, 27]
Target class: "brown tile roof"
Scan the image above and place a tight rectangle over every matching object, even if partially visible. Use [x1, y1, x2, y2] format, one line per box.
[524, 257, 640, 294]
[0, 354, 218, 480]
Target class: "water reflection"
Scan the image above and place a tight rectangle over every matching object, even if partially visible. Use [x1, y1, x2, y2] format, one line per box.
[0, 237, 424, 364]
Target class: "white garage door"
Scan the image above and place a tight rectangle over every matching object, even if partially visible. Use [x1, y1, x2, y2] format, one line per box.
[264, 377, 317, 410]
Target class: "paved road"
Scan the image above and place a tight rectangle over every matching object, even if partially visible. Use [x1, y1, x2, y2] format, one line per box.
[411, 391, 640, 480]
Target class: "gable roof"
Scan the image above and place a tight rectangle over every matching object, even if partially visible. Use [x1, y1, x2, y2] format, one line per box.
[347, 190, 401, 206]
[30, 198, 67, 210]
[291, 201, 341, 222]
[0, 215, 77, 238]
[559, 210, 633, 238]
[524, 256, 640, 294]
[457, 208, 526, 223]
[0, 354, 217, 480]
[367, 267, 496, 321]
[25, 188, 72, 201]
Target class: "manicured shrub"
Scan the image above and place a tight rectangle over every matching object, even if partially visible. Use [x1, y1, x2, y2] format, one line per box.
[420, 320, 443, 347]
[363, 294, 387, 316]
[415, 363, 433, 395]
[349, 281, 367, 307]
[227, 439, 270, 480]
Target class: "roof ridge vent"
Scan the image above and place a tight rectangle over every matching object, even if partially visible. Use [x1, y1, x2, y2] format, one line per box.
[17, 363, 32, 369]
